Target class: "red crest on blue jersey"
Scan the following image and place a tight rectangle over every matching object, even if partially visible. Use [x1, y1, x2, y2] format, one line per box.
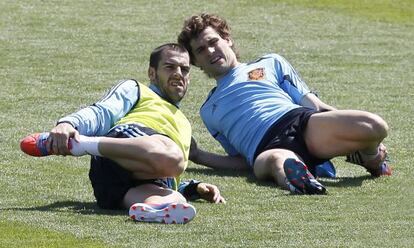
[248, 68, 265, 80]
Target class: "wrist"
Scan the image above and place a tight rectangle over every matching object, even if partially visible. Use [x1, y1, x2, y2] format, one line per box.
[56, 121, 76, 129]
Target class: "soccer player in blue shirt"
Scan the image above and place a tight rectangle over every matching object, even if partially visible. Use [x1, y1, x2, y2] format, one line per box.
[21, 43, 225, 224]
[178, 13, 391, 195]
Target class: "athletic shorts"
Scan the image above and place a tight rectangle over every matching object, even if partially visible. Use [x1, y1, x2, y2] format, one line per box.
[253, 107, 329, 169]
[88, 123, 173, 210]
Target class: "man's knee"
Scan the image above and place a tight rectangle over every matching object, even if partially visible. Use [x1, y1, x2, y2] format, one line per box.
[151, 146, 185, 177]
[254, 149, 295, 180]
[366, 113, 388, 140]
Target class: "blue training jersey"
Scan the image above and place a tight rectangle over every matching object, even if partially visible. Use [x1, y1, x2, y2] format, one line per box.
[200, 53, 311, 166]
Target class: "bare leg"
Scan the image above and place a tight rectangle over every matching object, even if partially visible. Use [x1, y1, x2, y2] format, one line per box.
[254, 148, 326, 194]
[305, 110, 388, 170]
[253, 148, 300, 189]
[122, 183, 187, 208]
[98, 134, 185, 179]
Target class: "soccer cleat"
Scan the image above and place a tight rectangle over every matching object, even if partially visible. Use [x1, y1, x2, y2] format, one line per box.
[129, 202, 196, 224]
[345, 143, 392, 177]
[314, 161, 336, 178]
[284, 158, 327, 195]
[20, 132, 52, 157]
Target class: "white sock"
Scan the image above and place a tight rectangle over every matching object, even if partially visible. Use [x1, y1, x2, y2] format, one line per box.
[69, 135, 102, 156]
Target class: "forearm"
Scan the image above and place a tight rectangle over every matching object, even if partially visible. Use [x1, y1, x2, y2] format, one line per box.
[58, 80, 139, 136]
[301, 93, 336, 111]
[58, 107, 105, 136]
[192, 149, 248, 170]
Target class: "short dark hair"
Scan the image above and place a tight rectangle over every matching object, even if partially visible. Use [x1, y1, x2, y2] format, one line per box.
[177, 13, 239, 65]
[149, 43, 188, 70]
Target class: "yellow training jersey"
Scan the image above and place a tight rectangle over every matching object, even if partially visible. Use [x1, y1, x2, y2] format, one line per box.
[115, 82, 192, 189]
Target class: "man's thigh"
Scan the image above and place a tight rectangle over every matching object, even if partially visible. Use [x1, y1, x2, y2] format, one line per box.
[305, 110, 384, 158]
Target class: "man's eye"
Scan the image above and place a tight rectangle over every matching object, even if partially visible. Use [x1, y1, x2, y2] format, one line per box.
[210, 38, 218, 45]
[196, 47, 204, 54]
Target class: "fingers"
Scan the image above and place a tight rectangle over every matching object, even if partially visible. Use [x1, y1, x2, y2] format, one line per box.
[48, 132, 71, 155]
[213, 188, 226, 203]
[48, 123, 78, 155]
[198, 183, 226, 204]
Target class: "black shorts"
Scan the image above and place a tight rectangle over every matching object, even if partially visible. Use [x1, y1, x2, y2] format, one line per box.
[254, 107, 329, 168]
[88, 124, 172, 210]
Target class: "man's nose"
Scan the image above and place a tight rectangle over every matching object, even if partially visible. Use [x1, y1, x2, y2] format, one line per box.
[175, 66, 183, 76]
[173, 67, 182, 77]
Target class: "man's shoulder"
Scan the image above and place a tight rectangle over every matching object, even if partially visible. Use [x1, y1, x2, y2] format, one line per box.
[110, 79, 140, 90]
[247, 53, 282, 65]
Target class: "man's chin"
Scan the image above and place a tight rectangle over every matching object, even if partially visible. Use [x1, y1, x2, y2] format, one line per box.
[167, 93, 185, 104]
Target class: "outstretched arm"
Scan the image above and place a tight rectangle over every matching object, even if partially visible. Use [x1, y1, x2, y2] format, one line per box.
[189, 137, 249, 170]
[178, 180, 226, 203]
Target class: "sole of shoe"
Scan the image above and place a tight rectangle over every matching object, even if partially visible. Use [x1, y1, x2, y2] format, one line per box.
[129, 202, 196, 224]
[284, 159, 327, 195]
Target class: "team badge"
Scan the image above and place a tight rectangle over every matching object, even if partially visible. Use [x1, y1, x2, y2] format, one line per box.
[248, 68, 265, 80]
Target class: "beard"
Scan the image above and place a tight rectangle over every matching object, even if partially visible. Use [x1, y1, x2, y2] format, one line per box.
[154, 74, 186, 104]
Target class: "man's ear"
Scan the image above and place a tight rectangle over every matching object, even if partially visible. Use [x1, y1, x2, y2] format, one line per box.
[148, 67, 156, 82]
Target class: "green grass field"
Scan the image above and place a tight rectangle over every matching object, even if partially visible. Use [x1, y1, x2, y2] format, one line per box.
[1, 0, 413, 247]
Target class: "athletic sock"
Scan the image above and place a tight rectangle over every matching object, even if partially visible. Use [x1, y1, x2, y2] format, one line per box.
[359, 146, 380, 162]
[70, 135, 102, 156]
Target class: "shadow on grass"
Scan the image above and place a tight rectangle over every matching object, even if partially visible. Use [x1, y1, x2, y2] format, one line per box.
[185, 167, 252, 178]
[186, 167, 279, 189]
[319, 175, 372, 188]
[1, 175, 374, 215]
[186, 167, 374, 189]
[1, 201, 125, 216]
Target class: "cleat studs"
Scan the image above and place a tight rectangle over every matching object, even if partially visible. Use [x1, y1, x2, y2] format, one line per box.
[140, 216, 145, 220]
[131, 205, 137, 210]
[171, 203, 177, 209]
[130, 215, 136, 220]
[140, 207, 145, 211]
[183, 217, 189, 222]
[172, 220, 176, 224]
[165, 214, 170, 218]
